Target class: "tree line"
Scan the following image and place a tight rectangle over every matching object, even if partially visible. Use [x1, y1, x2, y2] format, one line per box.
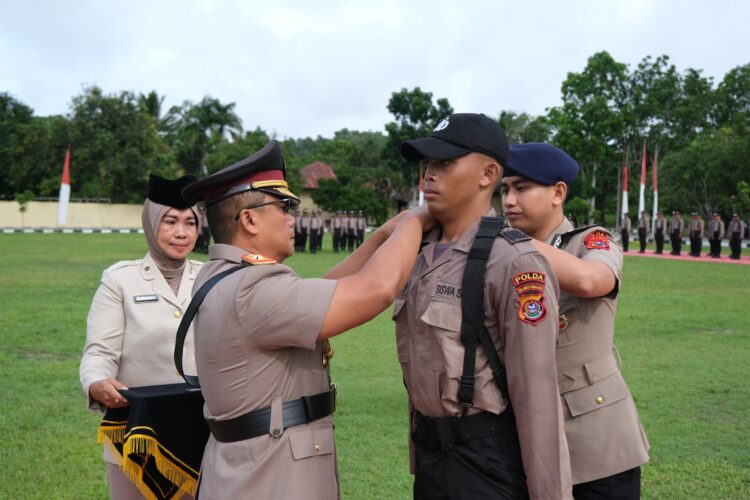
[1, 50, 748, 225]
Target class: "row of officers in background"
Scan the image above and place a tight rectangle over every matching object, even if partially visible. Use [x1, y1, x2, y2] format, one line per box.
[619, 210, 748, 259]
[294, 209, 367, 253]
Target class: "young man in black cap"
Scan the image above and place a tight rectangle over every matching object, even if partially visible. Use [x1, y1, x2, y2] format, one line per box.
[502, 143, 649, 500]
[688, 212, 705, 257]
[180, 140, 434, 498]
[669, 211, 684, 255]
[396, 114, 572, 499]
[727, 213, 746, 259]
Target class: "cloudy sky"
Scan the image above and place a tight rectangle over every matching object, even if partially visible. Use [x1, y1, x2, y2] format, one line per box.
[2, 0, 748, 139]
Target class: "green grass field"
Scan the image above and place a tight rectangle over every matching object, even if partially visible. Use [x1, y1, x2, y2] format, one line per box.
[1, 233, 749, 498]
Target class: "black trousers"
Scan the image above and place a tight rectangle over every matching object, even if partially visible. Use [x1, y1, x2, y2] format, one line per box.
[637, 229, 647, 252]
[670, 231, 681, 255]
[333, 229, 341, 252]
[573, 466, 641, 500]
[356, 229, 365, 247]
[309, 229, 319, 253]
[347, 230, 355, 251]
[620, 230, 629, 252]
[654, 231, 664, 254]
[730, 235, 742, 258]
[412, 418, 527, 499]
[299, 230, 308, 252]
[709, 237, 721, 257]
[690, 233, 702, 256]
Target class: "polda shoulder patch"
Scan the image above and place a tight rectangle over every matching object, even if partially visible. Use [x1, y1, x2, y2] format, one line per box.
[500, 228, 531, 244]
[511, 271, 548, 326]
[241, 253, 277, 265]
[584, 230, 610, 250]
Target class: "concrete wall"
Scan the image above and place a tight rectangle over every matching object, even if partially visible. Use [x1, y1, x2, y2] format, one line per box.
[0, 200, 142, 228]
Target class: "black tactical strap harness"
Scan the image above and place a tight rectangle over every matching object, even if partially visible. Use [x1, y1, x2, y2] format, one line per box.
[174, 264, 336, 443]
[411, 217, 531, 450]
[457, 216, 530, 413]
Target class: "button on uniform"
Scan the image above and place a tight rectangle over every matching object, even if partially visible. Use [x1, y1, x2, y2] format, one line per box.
[173, 310, 182, 319]
[595, 396, 605, 405]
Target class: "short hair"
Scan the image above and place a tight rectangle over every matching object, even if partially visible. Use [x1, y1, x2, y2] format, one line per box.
[207, 190, 265, 244]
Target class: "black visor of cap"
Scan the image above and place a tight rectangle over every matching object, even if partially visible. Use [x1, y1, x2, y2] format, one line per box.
[401, 136, 473, 162]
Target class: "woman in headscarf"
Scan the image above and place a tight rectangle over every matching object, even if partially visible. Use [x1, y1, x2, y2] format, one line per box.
[80, 174, 202, 499]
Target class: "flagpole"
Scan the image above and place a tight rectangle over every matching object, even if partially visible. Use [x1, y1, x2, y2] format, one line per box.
[418, 160, 424, 206]
[57, 145, 71, 226]
[651, 144, 659, 236]
[638, 139, 647, 215]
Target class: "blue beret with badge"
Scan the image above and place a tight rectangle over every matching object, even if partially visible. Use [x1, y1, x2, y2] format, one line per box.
[505, 143, 580, 186]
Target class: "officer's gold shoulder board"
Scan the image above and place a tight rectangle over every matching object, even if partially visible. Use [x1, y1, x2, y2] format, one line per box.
[584, 230, 610, 251]
[511, 271, 548, 326]
[241, 253, 277, 265]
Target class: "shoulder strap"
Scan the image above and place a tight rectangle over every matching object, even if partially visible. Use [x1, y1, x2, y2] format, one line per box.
[551, 224, 598, 249]
[458, 217, 511, 414]
[174, 266, 244, 388]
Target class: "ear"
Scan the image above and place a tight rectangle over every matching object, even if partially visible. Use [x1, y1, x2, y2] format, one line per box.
[479, 160, 501, 189]
[551, 182, 568, 208]
[238, 210, 261, 236]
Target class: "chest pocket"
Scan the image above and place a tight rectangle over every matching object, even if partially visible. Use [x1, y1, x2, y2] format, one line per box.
[417, 300, 462, 371]
[561, 354, 628, 417]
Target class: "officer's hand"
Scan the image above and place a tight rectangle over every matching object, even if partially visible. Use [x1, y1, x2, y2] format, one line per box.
[407, 204, 437, 232]
[89, 378, 130, 409]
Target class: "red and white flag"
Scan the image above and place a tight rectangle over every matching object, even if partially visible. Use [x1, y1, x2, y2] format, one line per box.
[638, 141, 647, 215]
[57, 146, 71, 225]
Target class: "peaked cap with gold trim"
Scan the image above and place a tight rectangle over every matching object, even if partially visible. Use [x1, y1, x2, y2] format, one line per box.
[182, 140, 299, 206]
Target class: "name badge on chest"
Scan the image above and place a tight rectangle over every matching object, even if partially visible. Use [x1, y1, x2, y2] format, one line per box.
[133, 294, 159, 303]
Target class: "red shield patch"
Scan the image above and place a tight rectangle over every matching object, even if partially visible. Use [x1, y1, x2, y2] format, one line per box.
[584, 231, 610, 250]
[512, 271, 548, 326]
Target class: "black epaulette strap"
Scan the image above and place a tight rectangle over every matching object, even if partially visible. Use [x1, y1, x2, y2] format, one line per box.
[174, 266, 244, 388]
[552, 224, 598, 249]
[458, 217, 524, 413]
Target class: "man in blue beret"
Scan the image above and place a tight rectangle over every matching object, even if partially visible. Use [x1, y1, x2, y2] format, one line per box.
[502, 142, 650, 499]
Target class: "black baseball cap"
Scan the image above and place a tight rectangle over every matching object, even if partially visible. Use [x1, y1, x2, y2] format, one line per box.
[400, 113, 509, 166]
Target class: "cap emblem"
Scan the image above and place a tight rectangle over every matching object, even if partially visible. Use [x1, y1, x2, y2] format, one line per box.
[433, 118, 450, 132]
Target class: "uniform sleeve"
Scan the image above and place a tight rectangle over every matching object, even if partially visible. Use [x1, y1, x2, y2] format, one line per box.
[238, 272, 337, 351]
[80, 269, 126, 412]
[499, 251, 572, 499]
[579, 229, 623, 297]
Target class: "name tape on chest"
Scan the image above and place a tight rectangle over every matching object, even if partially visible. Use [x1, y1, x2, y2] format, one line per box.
[432, 281, 462, 300]
[584, 231, 610, 251]
[512, 271, 548, 326]
[133, 294, 159, 303]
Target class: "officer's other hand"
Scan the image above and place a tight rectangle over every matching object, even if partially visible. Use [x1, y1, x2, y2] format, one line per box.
[407, 204, 437, 232]
[90, 378, 130, 409]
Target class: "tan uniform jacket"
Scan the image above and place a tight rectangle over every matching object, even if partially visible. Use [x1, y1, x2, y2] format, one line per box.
[620, 217, 631, 232]
[709, 219, 725, 240]
[356, 216, 366, 230]
[548, 218, 649, 484]
[347, 217, 357, 230]
[80, 253, 202, 463]
[669, 217, 684, 234]
[638, 214, 649, 232]
[311, 215, 322, 230]
[332, 217, 342, 229]
[689, 218, 705, 237]
[194, 244, 338, 499]
[728, 220, 746, 238]
[394, 210, 572, 499]
[654, 217, 665, 233]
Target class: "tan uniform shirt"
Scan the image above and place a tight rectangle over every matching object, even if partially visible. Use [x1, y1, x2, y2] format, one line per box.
[548, 218, 649, 484]
[669, 216, 684, 234]
[621, 217, 631, 232]
[689, 218, 705, 237]
[654, 217, 665, 233]
[194, 244, 338, 499]
[80, 253, 202, 463]
[311, 215, 322, 230]
[333, 217, 342, 230]
[709, 219, 725, 239]
[394, 211, 572, 499]
[638, 214, 649, 232]
[356, 216, 366, 230]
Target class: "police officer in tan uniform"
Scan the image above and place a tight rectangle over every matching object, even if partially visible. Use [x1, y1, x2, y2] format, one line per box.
[309, 208, 322, 254]
[669, 211, 684, 255]
[688, 212, 705, 257]
[728, 213, 746, 260]
[653, 211, 666, 254]
[181, 140, 434, 499]
[356, 210, 366, 247]
[637, 211, 649, 253]
[332, 210, 343, 252]
[397, 114, 572, 499]
[708, 212, 725, 258]
[81, 174, 202, 499]
[620, 214, 631, 252]
[504, 143, 649, 499]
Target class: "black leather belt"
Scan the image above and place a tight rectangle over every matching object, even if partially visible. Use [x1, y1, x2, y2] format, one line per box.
[207, 386, 336, 443]
[412, 409, 516, 451]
